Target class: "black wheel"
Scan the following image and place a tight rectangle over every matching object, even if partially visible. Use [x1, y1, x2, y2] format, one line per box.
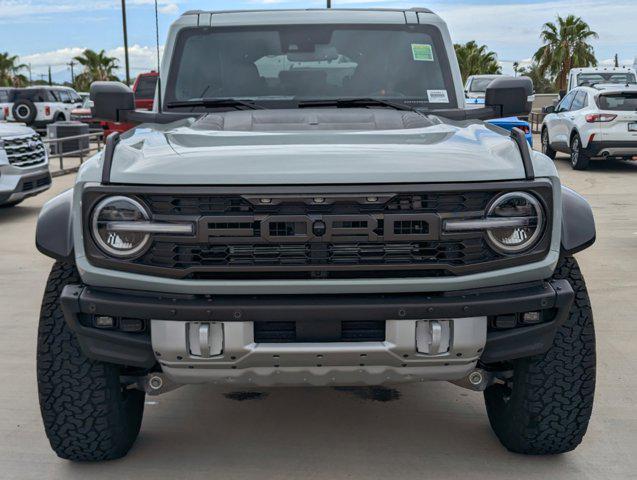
[12, 99, 37, 125]
[484, 256, 595, 455]
[541, 128, 556, 160]
[37, 262, 145, 461]
[570, 134, 590, 170]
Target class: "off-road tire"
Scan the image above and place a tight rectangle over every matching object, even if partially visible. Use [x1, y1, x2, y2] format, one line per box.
[570, 134, 590, 170]
[484, 256, 595, 455]
[37, 262, 145, 461]
[12, 99, 37, 125]
[541, 128, 557, 160]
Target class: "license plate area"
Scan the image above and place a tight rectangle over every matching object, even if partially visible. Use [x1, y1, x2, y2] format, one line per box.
[254, 320, 386, 343]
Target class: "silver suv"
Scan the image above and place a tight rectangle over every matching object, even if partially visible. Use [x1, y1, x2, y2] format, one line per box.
[35, 8, 596, 462]
[0, 123, 51, 206]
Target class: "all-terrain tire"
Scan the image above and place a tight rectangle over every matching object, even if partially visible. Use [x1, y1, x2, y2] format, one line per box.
[484, 256, 595, 454]
[37, 262, 145, 461]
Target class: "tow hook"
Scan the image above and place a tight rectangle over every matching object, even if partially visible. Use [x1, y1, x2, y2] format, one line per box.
[451, 368, 505, 391]
[140, 373, 182, 396]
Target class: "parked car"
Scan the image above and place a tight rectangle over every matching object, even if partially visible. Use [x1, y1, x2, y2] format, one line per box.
[70, 95, 100, 129]
[0, 122, 51, 206]
[101, 71, 158, 138]
[5, 86, 82, 127]
[464, 74, 502, 99]
[566, 66, 637, 92]
[541, 85, 637, 169]
[486, 117, 533, 146]
[36, 7, 596, 462]
[0, 87, 15, 121]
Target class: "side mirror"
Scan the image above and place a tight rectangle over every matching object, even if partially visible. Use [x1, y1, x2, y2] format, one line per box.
[90, 81, 134, 122]
[485, 76, 533, 117]
[542, 105, 556, 114]
[558, 90, 567, 100]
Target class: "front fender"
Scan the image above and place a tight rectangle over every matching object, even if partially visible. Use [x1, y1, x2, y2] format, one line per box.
[561, 186, 595, 255]
[36, 188, 74, 262]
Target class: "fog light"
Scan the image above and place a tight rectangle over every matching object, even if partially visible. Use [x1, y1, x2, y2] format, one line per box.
[94, 316, 115, 328]
[493, 314, 517, 329]
[119, 318, 144, 332]
[521, 311, 542, 324]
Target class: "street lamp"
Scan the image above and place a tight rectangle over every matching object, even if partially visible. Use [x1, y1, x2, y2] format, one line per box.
[121, 0, 131, 85]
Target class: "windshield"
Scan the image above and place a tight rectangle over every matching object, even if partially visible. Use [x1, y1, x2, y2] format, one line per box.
[165, 24, 457, 109]
[597, 92, 637, 111]
[469, 77, 496, 93]
[577, 72, 637, 87]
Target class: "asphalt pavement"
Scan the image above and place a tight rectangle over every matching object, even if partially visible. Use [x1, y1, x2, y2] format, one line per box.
[0, 150, 636, 479]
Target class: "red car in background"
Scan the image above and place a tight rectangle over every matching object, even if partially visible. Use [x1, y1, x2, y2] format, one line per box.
[101, 71, 158, 138]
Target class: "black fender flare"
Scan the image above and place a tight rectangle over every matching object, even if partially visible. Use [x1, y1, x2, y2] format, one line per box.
[36, 188, 75, 262]
[561, 186, 596, 255]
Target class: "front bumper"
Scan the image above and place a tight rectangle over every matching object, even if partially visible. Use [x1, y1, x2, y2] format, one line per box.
[0, 166, 51, 205]
[60, 279, 574, 386]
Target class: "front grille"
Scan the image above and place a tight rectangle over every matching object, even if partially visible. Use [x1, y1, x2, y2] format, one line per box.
[254, 321, 386, 343]
[21, 174, 51, 192]
[83, 184, 553, 279]
[3, 134, 47, 168]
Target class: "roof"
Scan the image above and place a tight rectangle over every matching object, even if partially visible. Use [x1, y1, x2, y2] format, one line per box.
[182, 7, 434, 16]
[572, 84, 637, 95]
[571, 66, 636, 74]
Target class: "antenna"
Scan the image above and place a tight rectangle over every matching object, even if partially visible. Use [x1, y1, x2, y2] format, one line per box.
[154, 0, 163, 113]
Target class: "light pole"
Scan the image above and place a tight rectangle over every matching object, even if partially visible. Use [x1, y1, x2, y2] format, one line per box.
[121, 0, 131, 85]
[327, 0, 331, 7]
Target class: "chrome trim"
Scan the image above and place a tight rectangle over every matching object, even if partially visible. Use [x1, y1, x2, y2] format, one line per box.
[444, 216, 533, 232]
[106, 221, 194, 234]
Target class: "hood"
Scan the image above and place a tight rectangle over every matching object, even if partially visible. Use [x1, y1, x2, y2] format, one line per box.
[108, 110, 527, 185]
[0, 123, 37, 138]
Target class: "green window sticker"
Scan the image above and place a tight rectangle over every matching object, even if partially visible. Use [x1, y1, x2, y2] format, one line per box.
[411, 44, 434, 62]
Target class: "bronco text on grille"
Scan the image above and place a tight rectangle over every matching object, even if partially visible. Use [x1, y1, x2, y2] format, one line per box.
[82, 182, 553, 280]
[2, 134, 47, 168]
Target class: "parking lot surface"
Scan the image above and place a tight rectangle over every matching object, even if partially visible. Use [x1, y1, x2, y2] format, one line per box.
[1, 152, 636, 479]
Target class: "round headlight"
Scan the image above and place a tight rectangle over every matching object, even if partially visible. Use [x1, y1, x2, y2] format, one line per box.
[91, 196, 150, 258]
[486, 192, 544, 253]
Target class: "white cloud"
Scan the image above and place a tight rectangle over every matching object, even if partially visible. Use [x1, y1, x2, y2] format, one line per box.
[158, 3, 179, 14]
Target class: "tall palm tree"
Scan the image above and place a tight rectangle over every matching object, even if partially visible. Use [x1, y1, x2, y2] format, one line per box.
[73, 49, 119, 90]
[0, 52, 27, 87]
[518, 63, 554, 93]
[533, 15, 598, 91]
[454, 41, 501, 83]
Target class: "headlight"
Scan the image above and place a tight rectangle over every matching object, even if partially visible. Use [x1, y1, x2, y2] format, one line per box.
[485, 192, 544, 253]
[91, 196, 151, 258]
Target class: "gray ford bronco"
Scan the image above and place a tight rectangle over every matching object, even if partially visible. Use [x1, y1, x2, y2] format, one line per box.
[35, 8, 596, 461]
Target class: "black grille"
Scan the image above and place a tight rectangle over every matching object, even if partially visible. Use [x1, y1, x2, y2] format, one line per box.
[141, 239, 495, 271]
[254, 321, 385, 343]
[21, 175, 51, 192]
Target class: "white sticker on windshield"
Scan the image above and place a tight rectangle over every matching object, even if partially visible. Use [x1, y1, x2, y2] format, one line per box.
[427, 89, 449, 103]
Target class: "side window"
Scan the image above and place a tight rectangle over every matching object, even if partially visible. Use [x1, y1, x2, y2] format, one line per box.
[557, 92, 575, 112]
[0, 90, 8, 102]
[570, 91, 586, 111]
[58, 90, 71, 103]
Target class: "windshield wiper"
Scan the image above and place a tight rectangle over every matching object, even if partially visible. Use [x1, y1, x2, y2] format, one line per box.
[297, 98, 416, 111]
[165, 98, 264, 110]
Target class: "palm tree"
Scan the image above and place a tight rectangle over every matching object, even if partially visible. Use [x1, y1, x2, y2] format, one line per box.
[518, 63, 554, 93]
[0, 52, 27, 87]
[533, 15, 598, 91]
[73, 49, 119, 90]
[454, 41, 501, 83]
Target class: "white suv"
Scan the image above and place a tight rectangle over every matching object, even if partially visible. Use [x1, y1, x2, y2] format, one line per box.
[541, 85, 637, 169]
[5, 87, 82, 127]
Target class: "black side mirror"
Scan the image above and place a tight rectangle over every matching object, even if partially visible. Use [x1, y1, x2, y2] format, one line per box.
[558, 90, 567, 100]
[485, 76, 533, 117]
[542, 105, 556, 114]
[90, 81, 134, 122]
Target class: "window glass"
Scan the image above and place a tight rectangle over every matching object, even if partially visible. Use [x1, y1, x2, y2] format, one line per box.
[469, 77, 496, 93]
[58, 90, 71, 103]
[558, 91, 576, 111]
[135, 75, 158, 100]
[577, 72, 637, 87]
[597, 92, 637, 111]
[570, 91, 587, 110]
[166, 24, 457, 109]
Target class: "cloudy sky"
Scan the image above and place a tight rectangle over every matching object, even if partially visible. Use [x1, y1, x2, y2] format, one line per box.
[1, 0, 635, 82]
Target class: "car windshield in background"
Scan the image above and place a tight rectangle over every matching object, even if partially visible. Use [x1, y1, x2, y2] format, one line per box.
[136, 75, 158, 100]
[597, 92, 637, 111]
[577, 72, 637, 87]
[165, 24, 456, 109]
[469, 78, 495, 93]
